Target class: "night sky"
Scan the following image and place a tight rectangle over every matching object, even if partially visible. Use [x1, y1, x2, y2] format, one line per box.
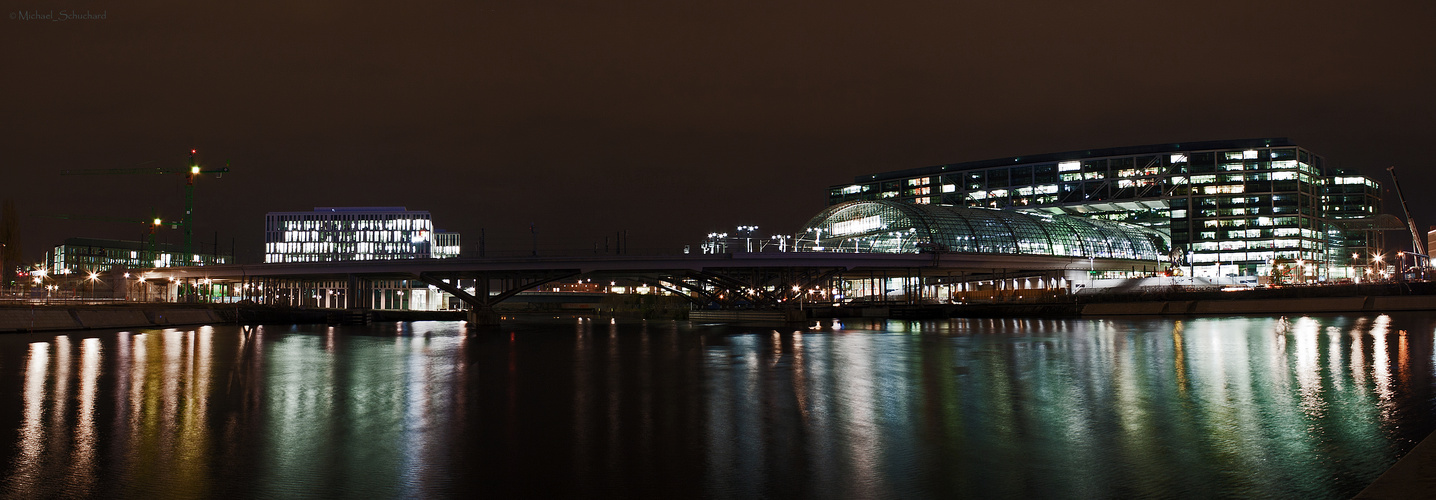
[4, 0, 1434, 263]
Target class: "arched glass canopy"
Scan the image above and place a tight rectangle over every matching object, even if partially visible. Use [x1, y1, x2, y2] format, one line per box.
[798, 201, 1170, 260]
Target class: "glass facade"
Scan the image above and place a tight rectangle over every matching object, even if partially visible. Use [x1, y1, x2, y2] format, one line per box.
[264, 207, 459, 263]
[47, 237, 230, 273]
[828, 139, 1383, 280]
[433, 231, 462, 259]
[799, 201, 1169, 260]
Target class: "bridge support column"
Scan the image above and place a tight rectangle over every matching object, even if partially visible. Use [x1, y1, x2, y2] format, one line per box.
[783, 307, 807, 323]
[467, 307, 501, 327]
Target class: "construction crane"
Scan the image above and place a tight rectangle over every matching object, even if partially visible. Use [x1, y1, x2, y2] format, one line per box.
[60, 149, 229, 262]
[1386, 166, 1428, 269]
[33, 210, 179, 268]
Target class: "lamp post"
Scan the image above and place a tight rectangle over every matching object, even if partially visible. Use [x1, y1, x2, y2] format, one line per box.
[1398, 252, 1407, 282]
[737, 225, 758, 252]
[771, 234, 791, 252]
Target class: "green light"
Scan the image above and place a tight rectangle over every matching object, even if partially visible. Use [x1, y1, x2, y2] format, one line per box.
[191, 166, 200, 174]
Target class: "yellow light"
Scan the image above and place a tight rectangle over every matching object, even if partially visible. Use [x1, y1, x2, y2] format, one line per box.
[191, 166, 200, 174]
[153, 218, 162, 225]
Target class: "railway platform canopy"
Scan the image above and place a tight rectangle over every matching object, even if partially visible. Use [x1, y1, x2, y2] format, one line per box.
[799, 200, 1170, 261]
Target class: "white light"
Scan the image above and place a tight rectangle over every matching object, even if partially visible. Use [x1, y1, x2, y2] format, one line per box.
[832, 215, 882, 236]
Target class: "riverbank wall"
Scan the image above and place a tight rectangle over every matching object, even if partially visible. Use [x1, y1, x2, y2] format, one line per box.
[1080, 294, 1436, 316]
[0, 304, 475, 333]
[0, 305, 231, 332]
[800, 282, 1436, 319]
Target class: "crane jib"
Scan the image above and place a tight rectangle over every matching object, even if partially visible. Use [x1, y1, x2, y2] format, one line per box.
[1387, 166, 1427, 265]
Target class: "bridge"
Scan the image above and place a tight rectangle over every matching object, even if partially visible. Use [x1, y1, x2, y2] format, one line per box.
[137, 251, 1167, 325]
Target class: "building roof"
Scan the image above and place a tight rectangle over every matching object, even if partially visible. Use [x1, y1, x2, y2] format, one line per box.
[57, 237, 185, 253]
[800, 201, 1170, 260]
[858, 138, 1297, 182]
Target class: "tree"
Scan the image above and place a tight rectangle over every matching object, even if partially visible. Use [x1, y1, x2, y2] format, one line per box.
[0, 199, 20, 287]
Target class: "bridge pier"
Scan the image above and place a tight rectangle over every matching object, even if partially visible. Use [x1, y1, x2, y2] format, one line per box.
[467, 307, 501, 327]
[784, 308, 808, 323]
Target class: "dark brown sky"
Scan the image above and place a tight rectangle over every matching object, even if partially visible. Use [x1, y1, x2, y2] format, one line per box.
[3, 0, 1434, 262]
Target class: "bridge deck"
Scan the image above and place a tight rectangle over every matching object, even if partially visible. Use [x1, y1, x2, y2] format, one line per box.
[138, 252, 1163, 281]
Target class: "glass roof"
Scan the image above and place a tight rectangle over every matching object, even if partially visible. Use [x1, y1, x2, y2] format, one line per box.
[798, 201, 1169, 260]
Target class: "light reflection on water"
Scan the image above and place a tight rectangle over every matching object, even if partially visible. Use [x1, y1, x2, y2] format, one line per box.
[0, 314, 1433, 498]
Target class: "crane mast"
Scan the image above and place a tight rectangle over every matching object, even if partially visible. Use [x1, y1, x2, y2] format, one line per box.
[35, 210, 176, 267]
[60, 149, 229, 263]
[1386, 166, 1427, 267]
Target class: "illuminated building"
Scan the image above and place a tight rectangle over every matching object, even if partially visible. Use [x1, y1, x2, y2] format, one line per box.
[264, 207, 460, 263]
[829, 138, 1385, 280]
[46, 237, 230, 273]
[800, 201, 1168, 259]
[433, 230, 461, 259]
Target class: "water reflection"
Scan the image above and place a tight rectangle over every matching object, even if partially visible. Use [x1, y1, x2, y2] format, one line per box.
[0, 314, 1433, 498]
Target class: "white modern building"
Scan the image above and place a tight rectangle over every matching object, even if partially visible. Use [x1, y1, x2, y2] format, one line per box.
[264, 207, 460, 263]
[433, 231, 461, 259]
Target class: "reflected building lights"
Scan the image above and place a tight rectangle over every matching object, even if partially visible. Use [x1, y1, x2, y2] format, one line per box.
[50, 336, 72, 464]
[0, 316, 1426, 498]
[1327, 326, 1344, 392]
[1293, 317, 1322, 416]
[70, 338, 101, 496]
[837, 334, 880, 498]
[16, 342, 50, 497]
[1172, 321, 1188, 395]
[1371, 316, 1393, 409]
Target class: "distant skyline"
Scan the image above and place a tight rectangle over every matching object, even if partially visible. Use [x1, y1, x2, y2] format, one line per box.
[4, 0, 1434, 264]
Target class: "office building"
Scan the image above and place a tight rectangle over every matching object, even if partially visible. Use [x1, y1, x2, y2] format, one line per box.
[264, 207, 460, 263]
[827, 138, 1385, 280]
[47, 237, 230, 273]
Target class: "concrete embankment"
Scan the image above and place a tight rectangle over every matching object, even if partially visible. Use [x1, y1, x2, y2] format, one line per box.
[1080, 295, 1436, 316]
[0, 306, 228, 332]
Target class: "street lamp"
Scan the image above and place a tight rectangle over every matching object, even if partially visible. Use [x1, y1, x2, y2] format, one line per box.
[737, 225, 759, 252]
[1088, 256, 1095, 287]
[770, 234, 792, 252]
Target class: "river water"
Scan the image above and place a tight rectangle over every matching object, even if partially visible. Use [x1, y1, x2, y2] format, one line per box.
[1, 314, 1434, 499]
